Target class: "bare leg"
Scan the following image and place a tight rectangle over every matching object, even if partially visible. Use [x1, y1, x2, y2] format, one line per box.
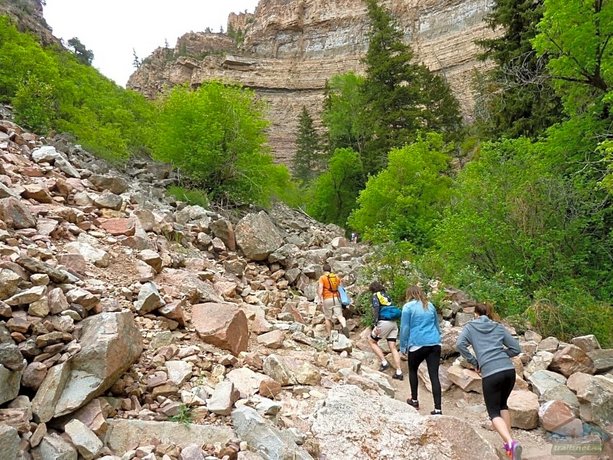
[491, 416, 513, 445]
[388, 341, 402, 372]
[500, 410, 511, 431]
[324, 318, 332, 336]
[368, 337, 386, 362]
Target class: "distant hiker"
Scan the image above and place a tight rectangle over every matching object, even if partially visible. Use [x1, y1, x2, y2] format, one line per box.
[368, 281, 403, 380]
[456, 303, 522, 460]
[399, 285, 442, 415]
[317, 263, 349, 338]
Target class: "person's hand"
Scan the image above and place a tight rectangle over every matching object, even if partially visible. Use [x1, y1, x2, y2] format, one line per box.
[373, 326, 381, 336]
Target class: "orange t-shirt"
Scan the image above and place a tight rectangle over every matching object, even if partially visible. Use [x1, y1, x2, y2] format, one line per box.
[319, 273, 341, 299]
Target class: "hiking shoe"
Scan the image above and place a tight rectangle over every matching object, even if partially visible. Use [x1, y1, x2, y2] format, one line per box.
[430, 409, 443, 415]
[392, 372, 403, 380]
[504, 440, 522, 460]
[406, 399, 419, 410]
[379, 362, 390, 372]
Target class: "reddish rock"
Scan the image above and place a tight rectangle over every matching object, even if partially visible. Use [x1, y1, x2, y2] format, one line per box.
[259, 377, 282, 398]
[158, 301, 187, 327]
[549, 344, 595, 378]
[508, 390, 539, 429]
[192, 303, 249, 356]
[99, 218, 135, 236]
[257, 330, 285, 349]
[22, 184, 52, 203]
[539, 400, 581, 436]
[447, 364, 482, 393]
[0, 197, 36, 229]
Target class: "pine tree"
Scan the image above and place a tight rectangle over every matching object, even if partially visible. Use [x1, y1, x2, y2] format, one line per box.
[361, 0, 461, 173]
[292, 106, 322, 184]
[475, 0, 563, 138]
[66, 37, 94, 65]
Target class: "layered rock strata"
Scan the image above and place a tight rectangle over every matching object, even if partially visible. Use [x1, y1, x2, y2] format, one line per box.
[128, 0, 498, 164]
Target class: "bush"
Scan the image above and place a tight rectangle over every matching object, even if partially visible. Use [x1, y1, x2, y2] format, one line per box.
[167, 186, 210, 208]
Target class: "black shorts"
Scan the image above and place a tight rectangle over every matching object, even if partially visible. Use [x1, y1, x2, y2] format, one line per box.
[482, 368, 516, 420]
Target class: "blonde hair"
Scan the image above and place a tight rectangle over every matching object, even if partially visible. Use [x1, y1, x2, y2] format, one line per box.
[405, 285, 428, 310]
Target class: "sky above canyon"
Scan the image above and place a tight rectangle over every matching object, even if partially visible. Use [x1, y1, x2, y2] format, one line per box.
[44, 0, 259, 87]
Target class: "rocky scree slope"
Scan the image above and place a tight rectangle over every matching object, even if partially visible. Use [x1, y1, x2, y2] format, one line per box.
[0, 113, 612, 459]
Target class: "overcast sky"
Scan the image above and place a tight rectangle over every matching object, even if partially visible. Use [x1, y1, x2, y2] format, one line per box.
[44, 0, 259, 87]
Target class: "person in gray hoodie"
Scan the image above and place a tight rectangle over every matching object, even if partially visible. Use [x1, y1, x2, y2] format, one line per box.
[456, 303, 522, 460]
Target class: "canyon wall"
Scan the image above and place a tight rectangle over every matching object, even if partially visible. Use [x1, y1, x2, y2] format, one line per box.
[128, 0, 498, 164]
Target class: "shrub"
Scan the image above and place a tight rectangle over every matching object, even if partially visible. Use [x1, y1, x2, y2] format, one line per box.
[167, 186, 209, 208]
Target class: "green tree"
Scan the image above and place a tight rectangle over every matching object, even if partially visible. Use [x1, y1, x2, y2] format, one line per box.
[66, 37, 94, 65]
[361, 0, 461, 173]
[348, 133, 453, 246]
[532, 0, 612, 114]
[475, 0, 563, 139]
[322, 72, 371, 154]
[306, 148, 364, 226]
[292, 106, 323, 183]
[154, 82, 294, 206]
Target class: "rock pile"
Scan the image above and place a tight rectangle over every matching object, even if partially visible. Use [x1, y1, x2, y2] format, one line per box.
[1, 114, 611, 460]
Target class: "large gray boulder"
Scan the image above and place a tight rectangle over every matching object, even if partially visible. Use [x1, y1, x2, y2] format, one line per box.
[32, 312, 142, 421]
[232, 406, 313, 460]
[0, 421, 19, 460]
[311, 385, 498, 460]
[235, 211, 284, 261]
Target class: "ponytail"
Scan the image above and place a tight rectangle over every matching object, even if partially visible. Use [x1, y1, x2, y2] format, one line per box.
[475, 303, 500, 321]
[405, 285, 429, 311]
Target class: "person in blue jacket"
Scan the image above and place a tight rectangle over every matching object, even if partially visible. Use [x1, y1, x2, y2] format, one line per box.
[456, 303, 522, 460]
[399, 285, 442, 415]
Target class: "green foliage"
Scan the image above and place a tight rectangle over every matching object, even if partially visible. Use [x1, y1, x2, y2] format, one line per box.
[322, 72, 370, 154]
[170, 404, 193, 425]
[475, 0, 564, 139]
[532, 0, 612, 114]
[349, 133, 453, 247]
[360, 0, 461, 173]
[292, 106, 323, 183]
[0, 16, 154, 162]
[167, 186, 210, 208]
[154, 82, 296, 207]
[66, 37, 94, 65]
[306, 148, 364, 226]
[13, 73, 55, 132]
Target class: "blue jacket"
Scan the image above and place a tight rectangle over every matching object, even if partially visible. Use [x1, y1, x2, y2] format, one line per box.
[399, 300, 441, 354]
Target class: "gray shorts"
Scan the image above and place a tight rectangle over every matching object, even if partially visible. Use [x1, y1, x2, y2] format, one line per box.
[371, 320, 398, 341]
[322, 297, 342, 320]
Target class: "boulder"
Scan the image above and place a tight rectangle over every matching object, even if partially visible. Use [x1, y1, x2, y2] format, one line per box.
[507, 390, 539, 429]
[34, 433, 77, 460]
[89, 174, 129, 194]
[528, 370, 567, 398]
[99, 218, 135, 236]
[232, 406, 312, 460]
[311, 385, 498, 460]
[0, 197, 36, 229]
[206, 381, 240, 415]
[539, 400, 582, 437]
[134, 282, 164, 315]
[0, 425, 19, 459]
[0, 269, 22, 299]
[549, 344, 595, 378]
[226, 368, 268, 398]
[537, 336, 559, 353]
[571, 335, 600, 353]
[523, 351, 554, 379]
[0, 364, 21, 405]
[263, 354, 296, 386]
[568, 374, 613, 430]
[64, 419, 104, 460]
[105, 420, 234, 455]
[192, 303, 248, 355]
[587, 348, 613, 373]
[235, 211, 284, 261]
[447, 364, 482, 393]
[210, 218, 236, 251]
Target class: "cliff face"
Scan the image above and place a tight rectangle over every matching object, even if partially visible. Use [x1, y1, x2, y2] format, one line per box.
[0, 0, 59, 46]
[128, 0, 498, 164]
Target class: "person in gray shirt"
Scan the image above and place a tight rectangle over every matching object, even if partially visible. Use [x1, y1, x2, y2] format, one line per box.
[456, 303, 522, 460]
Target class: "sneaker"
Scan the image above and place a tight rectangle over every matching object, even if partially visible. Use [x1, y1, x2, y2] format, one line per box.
[406, 399, 419, 410]
[430, 409, 443, 415]
[379, 362, 390, 372]
[392, 372, 403, 380]
[504, 440, 522, 460]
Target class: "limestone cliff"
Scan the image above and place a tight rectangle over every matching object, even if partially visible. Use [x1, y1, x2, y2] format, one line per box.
[128, 0, 498, 164]
[0, 0, 59, 46]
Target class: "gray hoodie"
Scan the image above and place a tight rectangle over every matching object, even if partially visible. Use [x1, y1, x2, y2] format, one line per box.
[456, 315, 521, 378]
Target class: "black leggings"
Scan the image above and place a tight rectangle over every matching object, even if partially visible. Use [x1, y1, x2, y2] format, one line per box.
[482, 369, 516, 419]
[408, 345, 441, 410]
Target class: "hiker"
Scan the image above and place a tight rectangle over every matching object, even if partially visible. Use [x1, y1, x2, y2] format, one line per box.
[368, 281, 403, 380]
[317, 263, 349, 338]
[399, 285, 443, 415]
[456, 303, 522, 460]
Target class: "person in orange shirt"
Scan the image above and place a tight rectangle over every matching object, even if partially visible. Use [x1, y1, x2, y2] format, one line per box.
[317, 263, 349, 339]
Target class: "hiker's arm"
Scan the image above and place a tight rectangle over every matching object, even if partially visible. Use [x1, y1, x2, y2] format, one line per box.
[432, 303, 441, 335]
[371, 294, 381, 327]
[502, 327, 521, 357]
[399, 305, 411, 353]
[317, 280, 323, 304]
[456, 328, 478, 368]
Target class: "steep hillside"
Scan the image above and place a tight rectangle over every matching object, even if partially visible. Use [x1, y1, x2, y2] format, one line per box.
[0, 0, 58, 46]
[127, 0, 498, 164]
[1, 109, 612, 459]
